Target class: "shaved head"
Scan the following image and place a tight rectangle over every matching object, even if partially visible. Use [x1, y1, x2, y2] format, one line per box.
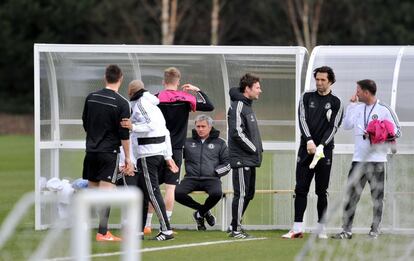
[128, 80, 145, 98]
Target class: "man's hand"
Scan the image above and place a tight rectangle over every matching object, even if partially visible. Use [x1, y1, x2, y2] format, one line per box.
[120, 118, 132, 130]
[309, 145, 325, 169]
[166, 159, 179, 173]
[350, 93, 358, 103]
[182, 84, 200, 92]
[307, 140, 316, 155]
[123, 158, 135, 176]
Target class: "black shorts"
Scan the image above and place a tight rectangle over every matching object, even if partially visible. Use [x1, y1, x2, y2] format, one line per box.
[159, 148, 182, 185]
[82, 152, 119, 184]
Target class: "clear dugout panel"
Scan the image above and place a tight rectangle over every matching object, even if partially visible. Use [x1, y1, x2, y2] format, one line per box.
[35, 45, 306, 230]
[308, 46, 401, 145]
[225, 54, 298, 142]
[395, 47, 414, 147]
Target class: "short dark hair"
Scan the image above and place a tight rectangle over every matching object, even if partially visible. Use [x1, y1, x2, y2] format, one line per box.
[105, 64, 123, 84]
[239, 73, 260, 93]
[313, 66, 336, 84]
[357, 79, 377, 95]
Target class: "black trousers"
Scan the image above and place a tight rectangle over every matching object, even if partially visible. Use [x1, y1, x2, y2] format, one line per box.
[231, 167, 256, 231]
[136, 155, 171, 232]
[294, 145, 333, 223]
[175, 178, 222, 216]
[342, 162, 385, 232]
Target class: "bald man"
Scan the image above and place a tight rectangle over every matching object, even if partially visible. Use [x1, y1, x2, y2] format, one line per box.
[120, 80, 178, 241]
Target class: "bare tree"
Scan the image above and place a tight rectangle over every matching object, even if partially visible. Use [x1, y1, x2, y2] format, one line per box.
[161, 0, 178, 44]
[211, 0, 220, 45]
[141, 0, 191, 44]
[285, 0, 323, 51]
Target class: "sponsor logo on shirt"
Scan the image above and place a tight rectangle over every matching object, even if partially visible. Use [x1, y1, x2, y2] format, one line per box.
[208, 144, 215, 149]
[325, 102, 331, 109]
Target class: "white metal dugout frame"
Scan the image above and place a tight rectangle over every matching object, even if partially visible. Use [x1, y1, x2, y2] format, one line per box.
[34, 44, 308, 230]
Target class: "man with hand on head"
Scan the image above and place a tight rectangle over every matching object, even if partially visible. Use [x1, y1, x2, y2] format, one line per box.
[143, 67, 214, 234]
[332, 79, 401, 240]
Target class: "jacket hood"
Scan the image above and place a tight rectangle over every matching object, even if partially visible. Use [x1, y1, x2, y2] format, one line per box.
[131, 90, 159, 105]
[229, 87, 252, 105]
[130, 89, 147, 102]
[192, 127, 220, 140]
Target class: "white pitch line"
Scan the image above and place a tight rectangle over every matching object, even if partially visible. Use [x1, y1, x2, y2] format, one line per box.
[45, 237, 267, 261]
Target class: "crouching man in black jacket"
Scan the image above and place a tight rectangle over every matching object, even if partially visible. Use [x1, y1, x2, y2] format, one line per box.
[175, 114, 231, 231]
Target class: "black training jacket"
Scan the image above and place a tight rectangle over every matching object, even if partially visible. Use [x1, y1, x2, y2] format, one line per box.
[183, 128, 230, 180]
[298, 90, 343, 149]
[227, 87, 263, 168]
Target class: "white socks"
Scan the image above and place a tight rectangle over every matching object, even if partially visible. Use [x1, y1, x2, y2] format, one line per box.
[146, 211, 173, 227]
[293, 222, 303, 233]
[166, 211, 172, 222]
[145, 213, 153, 227]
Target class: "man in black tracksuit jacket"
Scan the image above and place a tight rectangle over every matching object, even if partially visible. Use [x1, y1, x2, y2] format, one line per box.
[282, 66, 344, 239]
[227, 73, 263, 239]
[175, 115, 230, 231]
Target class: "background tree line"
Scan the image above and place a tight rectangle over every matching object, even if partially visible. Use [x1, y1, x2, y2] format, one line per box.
[0, 0, 413, 113]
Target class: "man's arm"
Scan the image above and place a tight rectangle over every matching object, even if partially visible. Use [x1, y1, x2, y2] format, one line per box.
[82, 96, 88, 131]
[120, 103, 155, 133]
[121, 139, 134, 176]
[298, 92, 312, 142]
[320, 98, 344, 146]
[383, 103, 402, 138]
[182, 83, 214, 111]
[215, 141, 231, 178]
[228, 101, 257, 154]
[298, 93, 317, 154]
[195, 91, 214, 111]
[164, 131, 179, 173]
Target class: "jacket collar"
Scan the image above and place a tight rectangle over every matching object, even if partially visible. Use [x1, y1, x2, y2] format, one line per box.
[229, 87, 252, 105]
[130, 89, 147, 102]
[191, 127, 220, 141]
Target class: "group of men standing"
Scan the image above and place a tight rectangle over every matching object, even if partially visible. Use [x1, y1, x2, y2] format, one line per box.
[82, 65, 263, 241]
[82, 64, 400, 242]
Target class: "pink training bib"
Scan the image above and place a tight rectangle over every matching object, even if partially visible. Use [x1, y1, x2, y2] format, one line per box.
[157, 90, 197, 112]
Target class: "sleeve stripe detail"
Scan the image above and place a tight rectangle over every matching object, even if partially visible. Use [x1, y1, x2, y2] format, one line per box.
[379, 102, 402, 137]
[88, 99, 117, 108]
[216, 164, 231, 174]
[325, 101, 344, 145]
[299, 93, 311, 138]
[92, 93, 116, 100]
[196, 92, 207, 103]
[137, 100, 151, 123]
[236, 101, 256, 152]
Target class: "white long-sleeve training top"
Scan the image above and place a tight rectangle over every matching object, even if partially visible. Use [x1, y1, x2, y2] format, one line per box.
[342, 99, 401, 162]
[129, 91, 173, 161]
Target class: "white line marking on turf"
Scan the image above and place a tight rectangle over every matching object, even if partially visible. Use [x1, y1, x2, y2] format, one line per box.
[141, 237, 267, 253]
[45, 237, 267, 261]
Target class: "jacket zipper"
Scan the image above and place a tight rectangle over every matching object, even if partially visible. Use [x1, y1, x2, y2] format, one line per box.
[199, 140, 204, 178]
